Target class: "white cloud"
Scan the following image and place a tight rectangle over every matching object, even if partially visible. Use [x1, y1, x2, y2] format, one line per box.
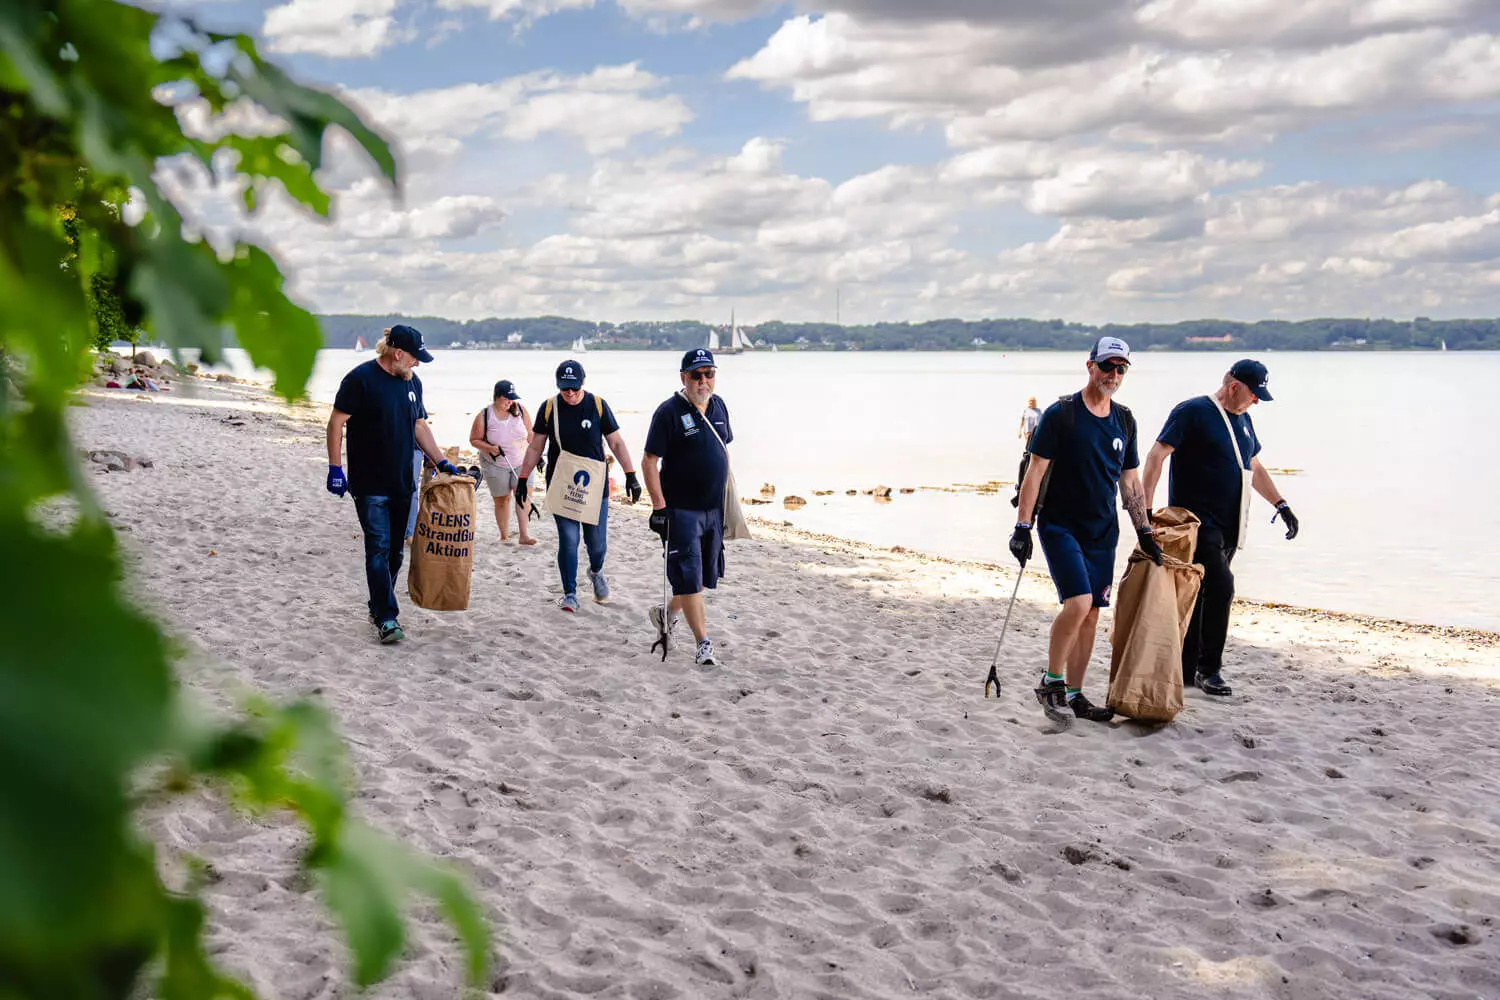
[263, 0, 400, 58]
[1025, 150, 1263, 219]
[437, 0, 594, 24]
[344, 63, 690, 157]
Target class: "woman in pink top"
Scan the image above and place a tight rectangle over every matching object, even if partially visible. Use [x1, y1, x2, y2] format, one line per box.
[469, 380, 537, 545]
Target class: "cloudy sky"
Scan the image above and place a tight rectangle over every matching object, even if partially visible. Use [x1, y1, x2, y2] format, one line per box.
[165, 0, 1500, 324]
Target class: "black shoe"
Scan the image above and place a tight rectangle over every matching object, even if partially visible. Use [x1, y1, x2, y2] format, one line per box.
[1069, 691, 1115, 722]
[1195, 671, 1232, 696]
[1034, 679, 1073, 726]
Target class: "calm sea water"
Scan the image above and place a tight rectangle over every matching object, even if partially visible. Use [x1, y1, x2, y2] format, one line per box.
[209, 347, 1498, 630]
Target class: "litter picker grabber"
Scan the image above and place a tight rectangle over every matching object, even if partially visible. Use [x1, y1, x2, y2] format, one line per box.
[983, 567, 1025, 699]
[650, 521, 670, 661]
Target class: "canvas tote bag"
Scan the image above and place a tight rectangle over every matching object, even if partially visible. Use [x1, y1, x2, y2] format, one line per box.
[1107, 506, 1205, 722]
[678, 390, 751, 541]
[543, 394, 607, 526]
[1211, 395, 1254, 551]
[409, 471, 477, 611]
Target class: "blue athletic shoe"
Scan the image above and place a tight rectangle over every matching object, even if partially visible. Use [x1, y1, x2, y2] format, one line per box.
[558, 594, 580, 613]
[588, 569, 610, 604]
[377, 620, 405, 644]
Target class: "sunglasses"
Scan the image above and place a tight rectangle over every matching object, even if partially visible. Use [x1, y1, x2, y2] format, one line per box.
[1095, 360, 1130, 375]
[687, 369, 716, 381]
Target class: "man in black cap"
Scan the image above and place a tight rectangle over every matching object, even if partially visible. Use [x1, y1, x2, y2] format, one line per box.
[641, 347, 733, 667]
[1141, 359, 1300, 697]
[326, 325, 466, 644]
[514, 359, 641, 612]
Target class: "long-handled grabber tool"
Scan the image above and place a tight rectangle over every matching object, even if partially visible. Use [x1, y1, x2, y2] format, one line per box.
[650, 521, 671, 661]
[983, 567, 1025, 699]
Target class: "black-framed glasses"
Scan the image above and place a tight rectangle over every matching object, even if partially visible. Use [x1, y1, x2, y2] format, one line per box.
[1095, 360, 1129, 375]
[687, 369, 716, 381]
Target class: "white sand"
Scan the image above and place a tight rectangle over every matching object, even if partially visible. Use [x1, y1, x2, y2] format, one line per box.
[75, 381, 1500, 1000]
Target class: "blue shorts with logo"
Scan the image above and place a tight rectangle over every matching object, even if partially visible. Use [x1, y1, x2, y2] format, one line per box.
[1039, 523, 1116, 608]
[666, 506, 724, 596]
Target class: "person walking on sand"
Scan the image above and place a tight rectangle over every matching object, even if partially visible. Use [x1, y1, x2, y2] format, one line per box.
[1140, 360, 1299, 697]
[642, 348, 734, 668]
[470, 379, 537, 546]
[1011, 337, 1162, 725]
[514, 360, 641, 612]
[1018, 396, 1042, 445]
[326, 325, 465, 644]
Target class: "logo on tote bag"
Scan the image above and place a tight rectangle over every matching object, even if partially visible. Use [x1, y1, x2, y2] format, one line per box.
[573, 469, 591, 487]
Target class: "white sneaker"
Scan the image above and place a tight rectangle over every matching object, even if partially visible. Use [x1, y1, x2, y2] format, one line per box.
[648, 604, 679, 638]
[695, 638, 716, 666]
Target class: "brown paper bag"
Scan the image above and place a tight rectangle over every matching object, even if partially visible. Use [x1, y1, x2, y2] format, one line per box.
[1107, 506, 1205, 722]
[409, 473, 477, 611]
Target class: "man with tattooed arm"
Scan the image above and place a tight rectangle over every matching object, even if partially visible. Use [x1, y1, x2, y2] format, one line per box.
[1010, 337, 1162, 725]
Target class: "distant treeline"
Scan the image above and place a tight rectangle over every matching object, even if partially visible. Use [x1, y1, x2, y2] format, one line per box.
[316, 314, 1500, 352]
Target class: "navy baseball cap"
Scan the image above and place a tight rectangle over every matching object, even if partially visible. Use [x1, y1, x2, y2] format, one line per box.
[386, 324, 433, 363]
[1088, 336, 1131, 363]
[681, 347, 716, 372]
[555, 360, 585, 389]
[493, 379, 520, 400]
[1230, 359, 1273, 401]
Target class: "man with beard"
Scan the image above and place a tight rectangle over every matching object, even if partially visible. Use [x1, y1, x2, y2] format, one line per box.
[326, 325, 464, 644]
[1010, 337, 1162, 725]
[1141, 360, 1299, 697]
[641, 347, 733, 667]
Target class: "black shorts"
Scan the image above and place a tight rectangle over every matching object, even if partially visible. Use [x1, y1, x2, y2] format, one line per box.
[666, 507, 723, 596]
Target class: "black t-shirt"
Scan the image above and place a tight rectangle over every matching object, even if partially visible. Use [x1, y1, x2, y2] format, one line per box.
[1028, 393, 1139, 547]
[532, 392, 620, 485]
[1158, 394, 1263, 541]
[333, 360, 427, 498]
[643, 393, 733, 511]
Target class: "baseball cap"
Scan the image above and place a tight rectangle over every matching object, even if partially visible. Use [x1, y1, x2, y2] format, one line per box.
[681, 347, 716, 372]
[493, 379, 520, 400]
[386, 324, 433, 363]
[1229, 359, 1273, 401]
[555, 360, 585, 389]
[1088, 336, 1131, 363]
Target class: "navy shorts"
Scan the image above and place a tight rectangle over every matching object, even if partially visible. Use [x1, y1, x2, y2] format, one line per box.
[1039, 524, 1116, 608]
[666, 507, 724, 596]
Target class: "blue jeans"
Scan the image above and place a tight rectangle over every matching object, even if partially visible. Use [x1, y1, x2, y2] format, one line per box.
[406, 450, 423, 539]
[354, 494, 412, 623]
[554, 499, 607, 596]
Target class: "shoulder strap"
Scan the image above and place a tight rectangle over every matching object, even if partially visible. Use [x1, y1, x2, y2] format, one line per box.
[594, 394, 604, 418]
[1113, 401, 1136, 449]
[677, 391, 730, 456]
[482, 406, 489, 435]
[549, 395, 563, 452]
[543, 397, 553, 425]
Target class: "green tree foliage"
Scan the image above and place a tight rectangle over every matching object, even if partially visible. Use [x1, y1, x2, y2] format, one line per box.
[1, 3, 488, 997]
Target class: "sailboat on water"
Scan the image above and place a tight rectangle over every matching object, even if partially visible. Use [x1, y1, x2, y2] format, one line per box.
[716, 310, 753, 355]
[571, 335, 587, 353]
[353, 335, 369, 352]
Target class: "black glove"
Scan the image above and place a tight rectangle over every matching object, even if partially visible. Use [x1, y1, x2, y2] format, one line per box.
[515, 476, 528, 508]
[649, 508, 669, 542]
[1137, 526, 1164, 566]
[1009, 523, 1033, 566]
[536, 454, 546, 475]
[1272, 500, 1299, 540]
[624, 470, 642, 504]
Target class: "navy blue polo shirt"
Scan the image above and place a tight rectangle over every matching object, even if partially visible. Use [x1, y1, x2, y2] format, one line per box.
[644, 394, 733, 511]
[1158, 395, 1262, 541]
[533, 392, 620, 485]
[1028, 393, 1139, 548]
[333, 360, 427, 498]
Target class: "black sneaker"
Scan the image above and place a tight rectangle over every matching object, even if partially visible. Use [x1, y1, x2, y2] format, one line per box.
[1068, 691, 1115, 723]
[1195, 671, 1233, 696]
[1034, 679, 1073, 725]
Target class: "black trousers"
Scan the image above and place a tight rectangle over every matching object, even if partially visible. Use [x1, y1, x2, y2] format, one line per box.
[1182, 522, 1237, 683]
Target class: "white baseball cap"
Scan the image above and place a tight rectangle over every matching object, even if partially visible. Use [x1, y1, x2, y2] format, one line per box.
[1089, 337, 1131, 363]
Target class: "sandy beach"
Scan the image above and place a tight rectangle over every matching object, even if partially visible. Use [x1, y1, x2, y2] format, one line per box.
[74, 378, 1499, 1000]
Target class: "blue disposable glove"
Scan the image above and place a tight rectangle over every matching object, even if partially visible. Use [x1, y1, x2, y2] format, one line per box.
[327, 465, 346, 497]
[436, 459, 459, 477]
